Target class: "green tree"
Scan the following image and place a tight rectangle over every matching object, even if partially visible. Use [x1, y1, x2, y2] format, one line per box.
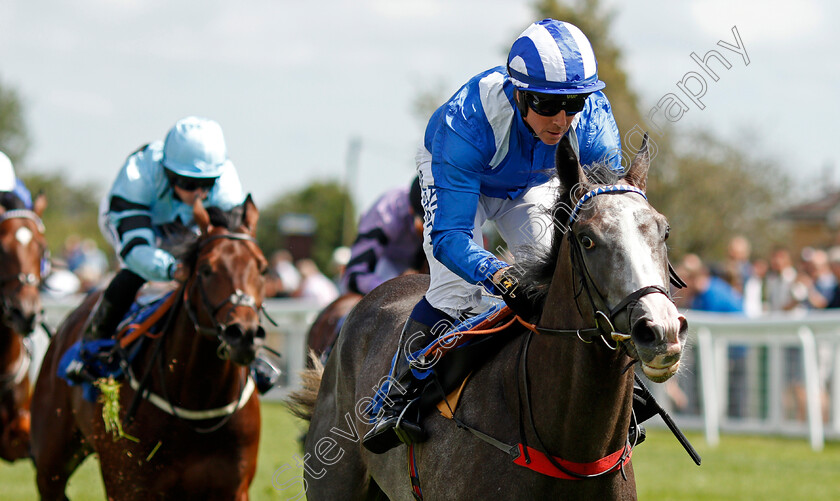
[0, 76, 30, 164]
[21, 172, 108, 259]
[535, 0, 791, 263]
[257, 181, 355, 273]
[535, 0, 643, 137]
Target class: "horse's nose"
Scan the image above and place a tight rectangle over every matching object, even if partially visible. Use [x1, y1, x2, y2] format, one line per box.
[223, 323, 262, 365]
[630, 314, 687, 364]
[5, 307, 38, 335]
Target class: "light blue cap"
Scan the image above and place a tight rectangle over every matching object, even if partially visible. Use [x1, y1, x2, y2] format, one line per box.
[161, 116, 229, 178]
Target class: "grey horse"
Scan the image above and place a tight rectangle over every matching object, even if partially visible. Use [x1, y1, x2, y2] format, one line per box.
[291, 135, 687, 500]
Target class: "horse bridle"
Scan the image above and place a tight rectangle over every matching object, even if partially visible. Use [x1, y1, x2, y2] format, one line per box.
[535, 185, 680, 346]
[505, 185, 667, 480]
[126, 231, 268, 433]
[0, 210, 47, 334]
[184, 232, 267, 352]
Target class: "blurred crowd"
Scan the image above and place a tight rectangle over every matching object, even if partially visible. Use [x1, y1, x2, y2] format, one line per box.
[673, 235, 840, 316]
[262, 247, 350, 307]
[41, 234, 110, 298]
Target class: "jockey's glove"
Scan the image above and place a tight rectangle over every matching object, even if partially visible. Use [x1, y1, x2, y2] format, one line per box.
[493, 267, 536, 321]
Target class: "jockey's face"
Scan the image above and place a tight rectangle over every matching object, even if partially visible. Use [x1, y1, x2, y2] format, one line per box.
[524, 106, 576, 146]
[173, 184, 210, 206]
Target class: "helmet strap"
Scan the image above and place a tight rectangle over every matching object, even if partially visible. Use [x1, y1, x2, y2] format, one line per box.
[514, 89, 529, 119]
[513, 90, 539, 138]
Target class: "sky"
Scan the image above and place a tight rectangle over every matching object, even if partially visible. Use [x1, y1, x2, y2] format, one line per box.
[0, 0, 837, 217]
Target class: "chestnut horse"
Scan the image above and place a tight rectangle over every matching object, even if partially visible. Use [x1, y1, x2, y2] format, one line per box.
[31, 196, 268, 500]
[0, 193, 47, 462]
[294, 136, 687, 500]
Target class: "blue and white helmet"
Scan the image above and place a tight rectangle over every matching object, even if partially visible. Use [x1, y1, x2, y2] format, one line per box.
[161, 116, 229, 178]
[507, 19, 605, 95]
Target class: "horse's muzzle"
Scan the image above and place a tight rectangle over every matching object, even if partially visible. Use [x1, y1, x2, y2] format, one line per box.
[3, 305, 39, 335]
[627, 297, 688, 382]
[222, 323, 265, 365]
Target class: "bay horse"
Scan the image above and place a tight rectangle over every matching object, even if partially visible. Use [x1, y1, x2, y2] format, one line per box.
[305, 292, 362, 367]
[293, 135, 687, 500]
[306, 261, 429, 367]
[31, 195, 268, 500]
[0, 192, 47, 462]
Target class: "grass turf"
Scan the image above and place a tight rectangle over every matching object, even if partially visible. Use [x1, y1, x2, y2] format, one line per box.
[2, 403, 839, 500]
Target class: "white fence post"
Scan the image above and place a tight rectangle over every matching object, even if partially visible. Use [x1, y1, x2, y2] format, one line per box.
[798, 326, 824, 451]
[697, 326, 720, 446]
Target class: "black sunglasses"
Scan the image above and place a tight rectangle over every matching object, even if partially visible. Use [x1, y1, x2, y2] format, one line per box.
[166, 171, 217, 191]
[523, 92, 590, 116]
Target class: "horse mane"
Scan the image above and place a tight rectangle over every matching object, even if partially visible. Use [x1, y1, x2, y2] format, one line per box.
[168, 204, 247, 265]
[517, 163, 624, 310]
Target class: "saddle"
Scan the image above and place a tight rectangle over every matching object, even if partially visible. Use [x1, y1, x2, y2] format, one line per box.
[57, 288, 177, 401]
[368, 300, 525, 426]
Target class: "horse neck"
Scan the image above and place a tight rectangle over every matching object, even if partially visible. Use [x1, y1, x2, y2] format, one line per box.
[152, 296, 247, 407]
[524, 234, 633, 461]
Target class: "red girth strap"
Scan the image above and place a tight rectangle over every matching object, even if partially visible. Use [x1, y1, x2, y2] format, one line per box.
[513, 443, 632, 479]
[407, 444, 423, 500]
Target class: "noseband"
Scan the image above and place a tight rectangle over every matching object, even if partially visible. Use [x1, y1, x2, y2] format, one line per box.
[536, 185, 674, 346]
[184, 232, 266, 349]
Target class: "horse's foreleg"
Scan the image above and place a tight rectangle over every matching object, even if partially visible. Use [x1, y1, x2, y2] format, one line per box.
[31, 383, 89, 500]
[34, 443, 89, 501]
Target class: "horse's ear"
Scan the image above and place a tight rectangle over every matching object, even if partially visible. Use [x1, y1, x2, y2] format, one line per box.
[242, 194, 259, 236]
[625, 133, 650, 192]
[556, 134, 588, 200]
[33, 192, 48, 217]
[193, 197, 212, 235]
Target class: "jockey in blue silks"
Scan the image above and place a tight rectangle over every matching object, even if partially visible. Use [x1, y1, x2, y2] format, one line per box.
[363, 19, 624, 453]
[64, 117, 277, 392]
[0, 151, 34, 209]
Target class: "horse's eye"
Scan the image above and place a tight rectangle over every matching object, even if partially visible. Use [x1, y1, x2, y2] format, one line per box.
[580, 235, 595, 250]
[259, 265, 269, 277]
[664, 226, 671, 241]
[199, 264, 213, 277]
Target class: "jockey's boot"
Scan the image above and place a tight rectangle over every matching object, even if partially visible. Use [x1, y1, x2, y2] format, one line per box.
[64, 295, 120, 383]
[362, 318, 437, 454]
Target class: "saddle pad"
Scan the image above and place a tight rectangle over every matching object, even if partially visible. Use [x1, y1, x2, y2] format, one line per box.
[57, 338, 146, 402]
[366, 297, 512, 421]
[436, 372, 472, 419]
[117, 290, 175, 335]
[56, 291, 173, 403]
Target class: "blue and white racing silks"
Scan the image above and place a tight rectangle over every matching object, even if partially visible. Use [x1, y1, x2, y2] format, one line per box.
[103, 141, 244, 282]
[422, 66, 621, 292]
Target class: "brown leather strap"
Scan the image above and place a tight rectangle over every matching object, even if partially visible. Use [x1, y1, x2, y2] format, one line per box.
[117, 292, 178, 348]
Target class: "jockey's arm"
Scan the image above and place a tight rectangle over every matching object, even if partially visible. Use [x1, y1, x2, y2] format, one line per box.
[429, 132, 508, 294]
[343, 190, 416, 295]
[107, 156, 176, 283]
[343, 237, 386, 295]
